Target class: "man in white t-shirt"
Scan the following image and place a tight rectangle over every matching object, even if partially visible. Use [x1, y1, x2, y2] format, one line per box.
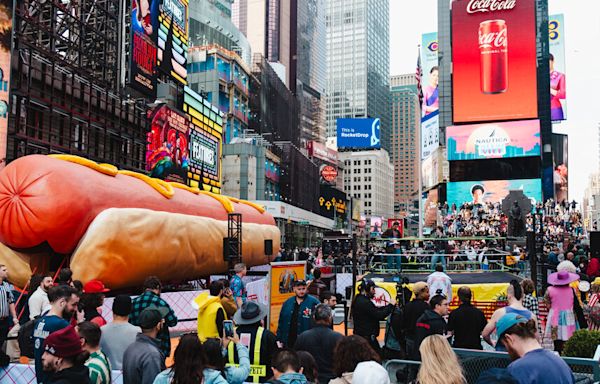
[427, 264, 452, 303]
[28, 274, 53, 319]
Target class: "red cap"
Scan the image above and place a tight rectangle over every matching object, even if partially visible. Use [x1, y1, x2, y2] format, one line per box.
[83, 279, 110, 293]
[43, 326, 84, 357]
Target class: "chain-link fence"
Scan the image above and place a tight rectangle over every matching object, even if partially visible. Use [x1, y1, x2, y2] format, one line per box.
[384, 349, 599, 384]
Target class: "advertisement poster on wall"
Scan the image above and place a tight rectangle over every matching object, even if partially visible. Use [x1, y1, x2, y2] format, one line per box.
[549, 14, 567, 122]
[337, 118, 381, 149]
[421, 111, 440, 159]
[0, 0, 12, 171]
[157, 0, 189, 85]
[446, 179, 542, 207]
[452, 0, 537, 123]
[421, 32, 439, 117]
[552, 134, 568, 204]
[269, 261, 306, 333]
[130, 0, 159, 96]
[146, 104, 189, 183]
[422, 147, 443, 189]
[446, 120, 541, 161]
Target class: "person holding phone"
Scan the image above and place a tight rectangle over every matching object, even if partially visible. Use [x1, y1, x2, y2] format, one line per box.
[202, 330, 251, 384]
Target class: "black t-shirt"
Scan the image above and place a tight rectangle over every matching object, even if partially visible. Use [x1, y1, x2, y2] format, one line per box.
[402, 299, 430, 337]
[447, 303, 487, 350]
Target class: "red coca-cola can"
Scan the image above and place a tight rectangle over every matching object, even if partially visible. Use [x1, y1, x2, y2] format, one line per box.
[479, 19, 508, 94]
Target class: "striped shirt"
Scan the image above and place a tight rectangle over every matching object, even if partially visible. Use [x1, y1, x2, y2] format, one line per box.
[0, 281, 14, 318]
[86, 350, 112, 384]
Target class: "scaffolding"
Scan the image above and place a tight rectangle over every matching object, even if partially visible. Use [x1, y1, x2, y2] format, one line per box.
[8, 0, 148, 170]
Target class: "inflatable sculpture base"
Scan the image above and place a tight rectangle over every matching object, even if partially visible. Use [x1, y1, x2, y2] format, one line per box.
[0, 155, 280, 289]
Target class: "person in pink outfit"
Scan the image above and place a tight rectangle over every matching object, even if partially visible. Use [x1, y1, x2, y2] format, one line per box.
[544, 270, 580, 354]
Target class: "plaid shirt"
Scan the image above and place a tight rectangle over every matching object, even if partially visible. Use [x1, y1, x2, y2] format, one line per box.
[522, 294, 539, 317]
[129, 291, 178, 358]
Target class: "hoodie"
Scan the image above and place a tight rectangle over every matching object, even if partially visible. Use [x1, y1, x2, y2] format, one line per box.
[47, 364, 90, 384]
[411, 309, 448, 360]
[277, 372, 309, 384]
[194, 292, 226, 341]
[202, 343, 250, 384]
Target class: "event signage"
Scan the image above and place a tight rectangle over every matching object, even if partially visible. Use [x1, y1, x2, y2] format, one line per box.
[129, 0, 160, 96]
[446, 178, 542, 207]
[269, 262, 306, 332]
[446, 119, 540, 161]
[0, 0, 12, 170]
[421, 32, 439, 117]
[307, 141, 337, 164]
[318, 186, 347, 220]
[157, 0, 189, 85]
[421, 111, 440, 159]
[452, 0, 537, 123]
[549, 14, 567, 122]
[336, 118, 381, 149]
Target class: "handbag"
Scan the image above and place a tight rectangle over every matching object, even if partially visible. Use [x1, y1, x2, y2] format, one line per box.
[572, 288, 588, 329]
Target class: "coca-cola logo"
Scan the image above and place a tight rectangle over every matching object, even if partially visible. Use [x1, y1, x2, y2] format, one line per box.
[479, 28, 507, 48]
[467, 0, 516, 14]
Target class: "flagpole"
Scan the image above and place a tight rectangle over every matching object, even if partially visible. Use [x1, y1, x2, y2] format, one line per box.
[417, 45, 424, 238]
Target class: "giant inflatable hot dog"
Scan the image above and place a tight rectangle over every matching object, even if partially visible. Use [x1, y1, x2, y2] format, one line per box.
[0, 155, 280, 288]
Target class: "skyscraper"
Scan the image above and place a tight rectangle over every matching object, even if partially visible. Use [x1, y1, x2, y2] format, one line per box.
[390, 74, 420, 215]
[326, 0, 391, 152]
[233, 0, 327, 145]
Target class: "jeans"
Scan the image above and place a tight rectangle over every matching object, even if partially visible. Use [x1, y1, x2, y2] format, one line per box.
[387, 250, 402, 270]
[430, 253, 446, 270]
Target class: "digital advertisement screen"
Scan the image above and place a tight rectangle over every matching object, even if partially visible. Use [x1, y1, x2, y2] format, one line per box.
[0, 0, 12, 170]
[452, 0, 538, 123]
[337, 118, 381, 149]
[422, 111, 440, 160]
[446, 179, 542, 207]
[549, 14, 567, 122]
[157, 0, 189, 85]
[552, 134, 568, 204]
[146, 105, 189, 183]
[421, 32, 439, 118]
[129, 0, 159, 96]
[189, 128, 219, 177]
[318, 186, 347, 220]
[447, 119, 540, 161]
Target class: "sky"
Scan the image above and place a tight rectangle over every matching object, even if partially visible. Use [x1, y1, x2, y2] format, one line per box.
[390, 1, 600, 203]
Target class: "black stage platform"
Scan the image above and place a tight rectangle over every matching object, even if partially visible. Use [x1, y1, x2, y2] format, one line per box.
[365, 271, 522, 285]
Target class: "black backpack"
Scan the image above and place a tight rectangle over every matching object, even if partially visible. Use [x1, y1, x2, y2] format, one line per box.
[18, 318, 36, 358]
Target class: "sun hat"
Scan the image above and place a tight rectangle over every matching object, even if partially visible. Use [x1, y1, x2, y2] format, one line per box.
[83, 279, 110, 293]
[496, 313, 528, 340]
[233, 301, 268, 325]
[547, 270, 579, 286]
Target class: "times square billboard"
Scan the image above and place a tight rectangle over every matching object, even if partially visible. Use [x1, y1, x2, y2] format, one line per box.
[336, 118, 381, 149]
[452, 0, 538, 123]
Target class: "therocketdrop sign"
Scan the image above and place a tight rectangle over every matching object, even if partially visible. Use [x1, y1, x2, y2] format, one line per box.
[452, 0, 538, 123]
[446, 119, 540, 161]
[337, 118, 381, 149]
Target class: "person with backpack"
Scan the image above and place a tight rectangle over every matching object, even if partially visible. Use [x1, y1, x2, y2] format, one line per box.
[383, 292, 407, 359]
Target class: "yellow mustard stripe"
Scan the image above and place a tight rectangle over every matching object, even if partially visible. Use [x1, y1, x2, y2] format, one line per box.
[117, 170, 175, 199]
[169, 182, 201, 194]
[198, 191, 234, 213]
[228, 197, 266, 214]
[48, 155, 118, 177]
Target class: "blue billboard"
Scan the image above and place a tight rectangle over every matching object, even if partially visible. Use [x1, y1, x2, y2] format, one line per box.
[336, 118, 381, 149]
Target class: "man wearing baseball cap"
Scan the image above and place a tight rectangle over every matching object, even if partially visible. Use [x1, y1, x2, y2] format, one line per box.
[276, 279, 319, 347]
[352, 279, 395, 355]
[497, 312, 574, 384]
[122, 305, 169, 384]
[41, 325, 90, 384]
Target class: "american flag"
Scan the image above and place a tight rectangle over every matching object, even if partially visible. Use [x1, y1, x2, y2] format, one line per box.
[416, 46, 424, 109]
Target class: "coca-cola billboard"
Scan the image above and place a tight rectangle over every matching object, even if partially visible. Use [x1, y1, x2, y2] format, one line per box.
[452, 0, 537, 123]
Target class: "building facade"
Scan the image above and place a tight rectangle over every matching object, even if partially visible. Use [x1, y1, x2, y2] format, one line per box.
[187, 45, 251, 143]
[339, 149, 394, 220]
[326, 0, 391, 152]
[390, 74, 420, 215]
[189, 0, 252, 65]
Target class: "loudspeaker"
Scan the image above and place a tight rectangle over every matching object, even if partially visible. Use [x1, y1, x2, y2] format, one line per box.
[591, 232, 600, 258]
[223, 237, 231, 261]
[264, 239, 273, 256]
